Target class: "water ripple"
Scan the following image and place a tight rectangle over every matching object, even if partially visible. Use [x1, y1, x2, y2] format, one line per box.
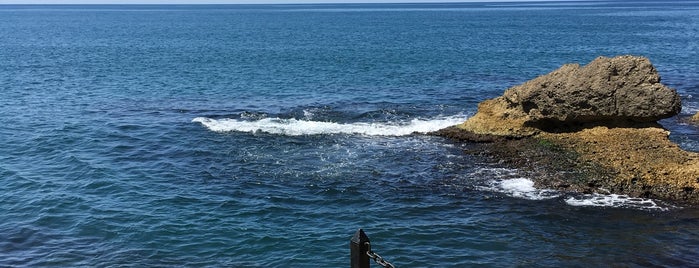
[2, 2, 699, 267]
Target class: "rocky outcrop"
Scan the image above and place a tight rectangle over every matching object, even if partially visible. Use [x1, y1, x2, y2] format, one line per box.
[541, 126, 699, 201]
[458, 56, 682, 137]
[505, 56, 681, 124]
[437, 55, 699, 204]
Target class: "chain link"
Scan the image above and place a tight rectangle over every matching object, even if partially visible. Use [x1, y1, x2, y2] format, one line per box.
[365, 242, 395, 268]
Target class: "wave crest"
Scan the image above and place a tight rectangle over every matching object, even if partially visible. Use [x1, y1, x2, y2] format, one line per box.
[192, 115, 468, 136]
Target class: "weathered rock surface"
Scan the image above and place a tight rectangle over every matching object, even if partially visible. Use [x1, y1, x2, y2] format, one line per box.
[505, 55, 681, 123]
[540, 127, 699, 202]
[458, 56, 682, 137]
[437, 55, 699, 204]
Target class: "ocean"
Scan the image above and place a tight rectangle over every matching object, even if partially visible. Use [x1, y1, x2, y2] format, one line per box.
[2, 1, 699, 266]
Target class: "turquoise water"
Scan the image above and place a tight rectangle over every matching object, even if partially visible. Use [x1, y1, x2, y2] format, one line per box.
[2, 1, 699, 266]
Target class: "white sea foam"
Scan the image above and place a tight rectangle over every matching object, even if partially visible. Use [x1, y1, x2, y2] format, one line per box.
[471, 167, 672, 210]
[192, 115, 469, 136]
[472, 167, 560, 200]
[495, 178, 561, 200]
[489, 178, 669, 210]
[565, 194, 668, 211]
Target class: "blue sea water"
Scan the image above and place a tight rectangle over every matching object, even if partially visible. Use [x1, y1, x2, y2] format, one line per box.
[2, 1, 699, 266]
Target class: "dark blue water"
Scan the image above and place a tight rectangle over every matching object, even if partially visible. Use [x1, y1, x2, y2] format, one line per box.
[2, 1, 699, 266]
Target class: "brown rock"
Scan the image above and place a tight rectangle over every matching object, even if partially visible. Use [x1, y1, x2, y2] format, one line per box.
[503, 55, 681, 124]
[539, 126, 699, 202]
[691, 112, 699, 123]
[457, 98, 537, 138]
[438, 55, 699, 204]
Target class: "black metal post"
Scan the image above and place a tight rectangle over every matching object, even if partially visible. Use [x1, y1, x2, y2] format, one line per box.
[350, 229, 371, 268]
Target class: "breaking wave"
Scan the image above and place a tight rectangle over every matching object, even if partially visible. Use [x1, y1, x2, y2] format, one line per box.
[473, 168, 671, 210]
[473, 168, 561, 200]
[565, 194, 669, 211]
[495, 178, 561, 200]
[192, 115, 469, 136]
[477, 177, 561, 200]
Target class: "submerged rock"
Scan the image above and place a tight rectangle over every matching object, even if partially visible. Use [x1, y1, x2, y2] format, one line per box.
[437, 55, 699, 204]
[691, 112, 699, 123]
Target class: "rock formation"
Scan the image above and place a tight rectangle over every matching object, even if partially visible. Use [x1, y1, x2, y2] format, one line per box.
[436, 55, 699, 204]
[506, 56, 681, 123]
[691, 112, 699, 123]
[459, 56, 682, 137]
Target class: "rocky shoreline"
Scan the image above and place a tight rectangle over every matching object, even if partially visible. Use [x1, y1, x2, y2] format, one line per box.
[434, 56, 699, 204]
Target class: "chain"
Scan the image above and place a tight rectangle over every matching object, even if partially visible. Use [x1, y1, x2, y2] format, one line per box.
[365, 242, 396, 268]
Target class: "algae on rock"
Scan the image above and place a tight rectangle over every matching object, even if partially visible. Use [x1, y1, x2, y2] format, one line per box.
[439, 55, 699, 204]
